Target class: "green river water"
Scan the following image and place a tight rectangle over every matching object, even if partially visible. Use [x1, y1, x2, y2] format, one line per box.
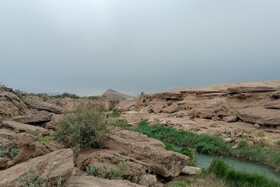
[196, 153, 280, 183]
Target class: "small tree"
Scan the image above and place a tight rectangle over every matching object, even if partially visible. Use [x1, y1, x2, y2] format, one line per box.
[54, 105, 109, 148]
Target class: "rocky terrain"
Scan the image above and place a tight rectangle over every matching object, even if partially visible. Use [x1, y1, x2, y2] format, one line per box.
[119, 81, 280, 146]
[0, 87, 194, 187]
[0, 81, 280, 186]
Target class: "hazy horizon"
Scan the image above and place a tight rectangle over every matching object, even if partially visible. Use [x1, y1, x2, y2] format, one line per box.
[1, 1, 280, 96]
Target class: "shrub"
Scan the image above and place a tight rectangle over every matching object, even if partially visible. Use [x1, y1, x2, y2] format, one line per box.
[0, 144, 4, 157]
[54, 105, 109, 148]
[86, 165, 98, 176]
[112, 109, 120, 117]
[167, 180, 189, 187]
[86, 162, 133, 181]
[224, 169, 280, 187]
[36, 136, 55, 142]
[207, 157, 229, 178]
[256, 131, 265, 137]
[7, 147, 20, 158]
[18, 166, 45, 187]
[277, 140, 280, 146]
[207, 158, 280, 187]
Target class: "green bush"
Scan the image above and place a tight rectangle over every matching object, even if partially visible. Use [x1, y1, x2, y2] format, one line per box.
[86, 162, 133, 180]
[225, 169, 279, 187]
[7, 147, 20, 158]
[18, 166, 45, 187]
[54, 105, 109, 148]
[112, 109, 120, 117]
[0, 144, 4, 157]
[207, 157, 229, 178]
[86, 165, 98, 176]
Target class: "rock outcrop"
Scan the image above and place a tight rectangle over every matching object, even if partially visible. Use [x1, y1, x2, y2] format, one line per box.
[0, 149, 74, 187]
[1, 120, 50, 136]
[12, 110, 53, 124]
[103, 127, 189, 177]
[0, 90, 27, 118]
[162, 103, 179, 114]
[24, 98, 64, 114]
[237, 106, 280, 126]
[65, 176, 144, 187]
[76, 149, 149, 176]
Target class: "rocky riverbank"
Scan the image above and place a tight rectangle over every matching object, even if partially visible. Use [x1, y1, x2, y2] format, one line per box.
[0, 81, 280, 186]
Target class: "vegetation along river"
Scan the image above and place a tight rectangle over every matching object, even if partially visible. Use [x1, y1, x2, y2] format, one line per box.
[196, 153, 280, 183]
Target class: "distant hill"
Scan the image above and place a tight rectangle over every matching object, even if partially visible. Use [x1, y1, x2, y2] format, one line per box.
[99, 89, 133, 100]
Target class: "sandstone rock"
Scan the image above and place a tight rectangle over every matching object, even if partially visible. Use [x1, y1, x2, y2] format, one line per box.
[0, 149, 74, 187]
[12, 110, 53, 124]
[76, 149, 149, 176]
[139, 174, 157, 186]
[24, 98, 64, 114]
[103, 128, 189, 177]
[162, 103, 179, 114]
[227, 86, 277, 95]
[235, 128, 243, 137]
[0, 117, 2, 125]
[151, 103, 165, 113]
[242, 133, 248, 138]
[212, 116, 221, 121]
[125, 111, 150, 125]
[223, 138, 232, 143]
[65, 176, 144, 187]
[247, 140, 254, 146]
[264, 100, 280, 110]
[2, 120, 50, 136]
[237, 106, 280, 125]
[223, 116, 238, 123]
[10, 133, 52, 166]
[45, 122, 56, 130]
[255, 123, 261, 129]
[181, 166, 201, 175]
[0, 157, 9, 168]
[0, 91, 27, 118]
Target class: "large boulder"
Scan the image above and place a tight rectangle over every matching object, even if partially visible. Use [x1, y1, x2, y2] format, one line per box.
[0, 149, 74, 187]
[76, 149, 149, 178]
[1, 120, 50, 136]
[0, 129, 52, 168]
[0, 91, 27, 119]
[12, 110, 53, 124]
[162, 103, 179, 114]
[24, 98, 64, 114]
[150, 103, 165, 113]
[10, 133, 52, 166]
[65, 176, 144, 187]
[103, 128, 189, 177]
[237, 106, 280, 126]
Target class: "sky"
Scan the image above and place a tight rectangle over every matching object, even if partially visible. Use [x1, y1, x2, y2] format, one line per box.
[1, 0, 280, 96]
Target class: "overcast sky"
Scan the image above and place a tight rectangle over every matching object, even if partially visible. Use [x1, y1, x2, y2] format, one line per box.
[1, 0, 280, 96]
